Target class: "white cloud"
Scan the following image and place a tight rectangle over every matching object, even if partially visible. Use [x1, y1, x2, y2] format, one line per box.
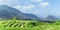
[21, 5, 35, 10]
[0, 0, 20, 7]
[0, 0, 7, 4]
[40, 2, 50, 8]
[16, 5, 21, 9]
[31, 0, 42, 2]
[15, 5, 35, 12]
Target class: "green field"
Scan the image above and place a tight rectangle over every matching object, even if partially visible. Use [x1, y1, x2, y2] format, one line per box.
[0, 19, 60, 30]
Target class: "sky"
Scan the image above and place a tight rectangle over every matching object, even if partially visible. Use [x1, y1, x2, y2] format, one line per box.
[0, 0, 60, 18]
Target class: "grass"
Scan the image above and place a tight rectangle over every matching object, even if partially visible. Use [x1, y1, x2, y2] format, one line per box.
[0, 19, 60, 30]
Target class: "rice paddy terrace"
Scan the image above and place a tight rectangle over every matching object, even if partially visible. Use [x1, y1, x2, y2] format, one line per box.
[0, 19, 60, 30]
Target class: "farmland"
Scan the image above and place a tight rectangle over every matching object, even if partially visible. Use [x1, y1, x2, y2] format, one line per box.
[0, 19, 60, 30]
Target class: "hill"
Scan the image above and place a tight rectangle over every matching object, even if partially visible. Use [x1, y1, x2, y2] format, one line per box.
[0, 5, 39, 20]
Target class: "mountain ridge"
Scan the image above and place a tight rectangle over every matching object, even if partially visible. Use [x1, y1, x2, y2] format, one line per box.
[0, 5, 40, 20]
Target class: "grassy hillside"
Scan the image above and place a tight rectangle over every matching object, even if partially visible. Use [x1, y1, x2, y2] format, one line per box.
[0, 19, 60, 30]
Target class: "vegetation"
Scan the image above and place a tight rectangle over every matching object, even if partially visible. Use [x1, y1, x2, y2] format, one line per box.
[0, 18, 60, 30]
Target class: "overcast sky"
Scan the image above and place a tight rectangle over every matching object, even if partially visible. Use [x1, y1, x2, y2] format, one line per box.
[0, 0, 60, 17]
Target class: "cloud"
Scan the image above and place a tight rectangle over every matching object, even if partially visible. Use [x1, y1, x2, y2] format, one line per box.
[0, 0, 20, 7]
[21, 5, 35, 10]
[15, 5, 21, 9]
[15, 5, 35, 12]
[31, 0, 42, 2]
[40, 2, 50, 8]
[0, 0, 7, 4]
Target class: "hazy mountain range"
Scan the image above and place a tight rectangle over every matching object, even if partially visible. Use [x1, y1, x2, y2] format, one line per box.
[0, 5, 40, 20]
[41, 15, 58, 22]
[0, 5, 58, 21]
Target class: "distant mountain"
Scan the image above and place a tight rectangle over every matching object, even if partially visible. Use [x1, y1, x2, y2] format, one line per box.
[0, 5, 39, 20]
[47, 15, 58, 20]
[42, 15, 58, 21]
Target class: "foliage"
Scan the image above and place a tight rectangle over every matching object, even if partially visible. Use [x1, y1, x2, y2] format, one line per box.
[0, 19, 60, 30]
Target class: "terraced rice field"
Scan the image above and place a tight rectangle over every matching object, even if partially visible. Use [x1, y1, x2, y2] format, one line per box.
[0, 19, 60, 30]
